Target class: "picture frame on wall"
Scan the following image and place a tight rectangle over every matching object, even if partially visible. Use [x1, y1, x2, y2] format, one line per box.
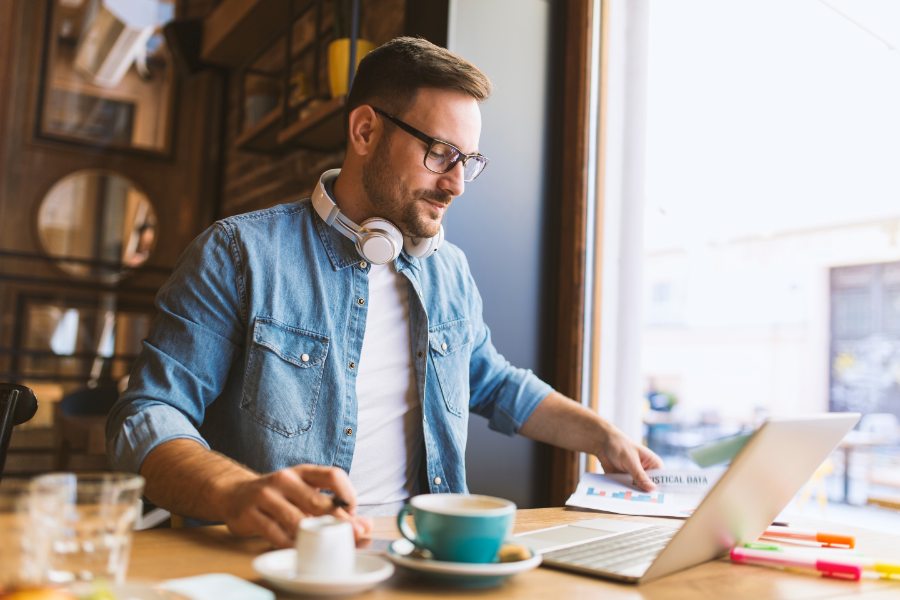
[10, 292, 157, 386]
[36, 0, 178, 158]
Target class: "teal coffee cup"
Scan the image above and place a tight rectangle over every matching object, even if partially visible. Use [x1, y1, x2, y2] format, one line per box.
[396, 494, 516, 563]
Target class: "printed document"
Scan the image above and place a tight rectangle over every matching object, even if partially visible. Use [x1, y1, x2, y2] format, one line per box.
[566, 469, 726, 518]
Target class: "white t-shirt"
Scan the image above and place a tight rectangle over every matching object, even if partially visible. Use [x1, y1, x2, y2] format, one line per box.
[349, 262, 423, 517]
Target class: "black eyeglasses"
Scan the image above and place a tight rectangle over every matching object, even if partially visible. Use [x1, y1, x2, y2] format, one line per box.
[371, 106, 489, 182]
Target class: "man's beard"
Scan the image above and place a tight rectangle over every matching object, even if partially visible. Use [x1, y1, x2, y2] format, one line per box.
[361, 134, 451, 239]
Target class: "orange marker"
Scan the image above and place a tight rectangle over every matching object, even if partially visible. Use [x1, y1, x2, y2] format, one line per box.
[762, 525, 855, 548]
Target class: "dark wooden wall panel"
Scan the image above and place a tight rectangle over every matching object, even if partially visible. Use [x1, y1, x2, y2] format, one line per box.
[184, 0, 221, 18]
[0, 0, 223, 372]
[0, 0, 20, 205]
[405, 0, 449, 48]
[0, 0, 224, 474]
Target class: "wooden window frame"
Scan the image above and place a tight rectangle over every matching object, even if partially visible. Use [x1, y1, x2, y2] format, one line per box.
[549, 0, 610, 507]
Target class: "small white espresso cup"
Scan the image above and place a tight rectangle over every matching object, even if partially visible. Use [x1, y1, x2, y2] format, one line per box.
[295, 515, 356, 577]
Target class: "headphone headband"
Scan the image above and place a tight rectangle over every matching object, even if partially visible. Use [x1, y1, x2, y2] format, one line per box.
[311, 169, 443, 264]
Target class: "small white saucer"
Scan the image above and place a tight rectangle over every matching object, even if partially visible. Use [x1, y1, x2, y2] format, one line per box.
[252, 549, 394, 597]
[386, 539, 542, 587]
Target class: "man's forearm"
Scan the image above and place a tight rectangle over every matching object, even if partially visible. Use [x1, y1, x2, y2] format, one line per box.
[518, 391, 611, 456]
[140, 439, 373, 546]
[140, 438, 256, 522]
[519, 391, 663, 489]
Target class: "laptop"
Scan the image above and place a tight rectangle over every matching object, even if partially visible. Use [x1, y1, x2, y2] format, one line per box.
[515, 414, 860, 584]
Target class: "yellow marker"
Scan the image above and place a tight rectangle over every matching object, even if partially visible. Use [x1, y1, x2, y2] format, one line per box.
[869, 561, 900, 579]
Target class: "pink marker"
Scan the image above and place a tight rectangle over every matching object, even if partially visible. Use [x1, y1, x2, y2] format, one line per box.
[730, 547, 861, 580]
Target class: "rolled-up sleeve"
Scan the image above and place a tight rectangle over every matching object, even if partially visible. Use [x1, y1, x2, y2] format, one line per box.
[465, 270, 554, 436]
[106, 222, 246, 474]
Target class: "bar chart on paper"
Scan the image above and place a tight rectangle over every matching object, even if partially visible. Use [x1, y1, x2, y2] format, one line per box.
[568, 470, 725, 517]
[586, 488, 665, 504]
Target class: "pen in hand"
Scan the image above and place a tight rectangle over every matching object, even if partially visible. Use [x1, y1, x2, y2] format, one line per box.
[330, 495, 373, 539]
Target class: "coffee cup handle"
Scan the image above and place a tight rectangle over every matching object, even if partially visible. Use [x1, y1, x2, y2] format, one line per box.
[397, 503, 418, 546]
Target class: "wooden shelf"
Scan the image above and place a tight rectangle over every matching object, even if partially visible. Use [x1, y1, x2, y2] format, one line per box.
[277, 95, 346, 152]
[234, 96, 346, 154]
[201, 0, 291, 68]
[245, 32, 333, 78]
[869, 496, 900, 511]
[233, 107, 284, 154]
[201, 0, 328, 69]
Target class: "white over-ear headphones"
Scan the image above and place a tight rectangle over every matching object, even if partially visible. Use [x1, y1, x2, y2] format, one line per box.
[311, 169, 444, 265]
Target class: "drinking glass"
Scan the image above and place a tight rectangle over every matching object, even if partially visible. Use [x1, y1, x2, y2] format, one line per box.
[32, 472, 144, 584]
[0, 479, 58, 591]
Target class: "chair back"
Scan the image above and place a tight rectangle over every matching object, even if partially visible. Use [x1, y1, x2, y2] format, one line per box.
[0, 384, 38, 484]
[59, 385, 120, 416]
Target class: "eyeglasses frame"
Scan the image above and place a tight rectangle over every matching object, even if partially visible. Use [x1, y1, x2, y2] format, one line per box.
[370, 106, 489, 182]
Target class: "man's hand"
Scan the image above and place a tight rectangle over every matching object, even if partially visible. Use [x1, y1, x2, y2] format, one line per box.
[592, 426, 664, 491]
[140, 440, 373, 549]
[519, 392, 664, 492]
[223, 465, 373, 548]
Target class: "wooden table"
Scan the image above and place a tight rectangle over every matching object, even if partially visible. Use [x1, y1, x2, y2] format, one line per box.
[128, 507, 900, 600]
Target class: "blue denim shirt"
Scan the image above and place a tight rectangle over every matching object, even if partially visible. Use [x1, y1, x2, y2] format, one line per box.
[106, 196, 554, 495]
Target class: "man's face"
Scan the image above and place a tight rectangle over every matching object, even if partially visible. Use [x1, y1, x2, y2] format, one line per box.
[361, 88, 482, 239]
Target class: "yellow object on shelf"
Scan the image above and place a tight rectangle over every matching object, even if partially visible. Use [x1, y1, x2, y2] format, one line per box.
[868, 496, 900, 511]
[289, 72, 312, 107]
[328, 38, 376, 98]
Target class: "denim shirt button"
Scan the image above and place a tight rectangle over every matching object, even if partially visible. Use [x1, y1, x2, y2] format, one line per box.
[348, 361, 355, 370]
[441, 343, 447, 351]
[301, 353, 310, 362]
[346, 427, 353, 436]
[359, 261, 367, 269]
[433, 477, 441, 485]
[357, 298, 365, 306]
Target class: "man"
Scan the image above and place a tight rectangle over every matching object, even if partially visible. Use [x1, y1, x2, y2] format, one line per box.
[106, 37, 662, 549]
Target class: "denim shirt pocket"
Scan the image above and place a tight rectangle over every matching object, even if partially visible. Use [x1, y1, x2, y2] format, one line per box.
[429, 319, 472, 417]
[241, 318, 329, 437]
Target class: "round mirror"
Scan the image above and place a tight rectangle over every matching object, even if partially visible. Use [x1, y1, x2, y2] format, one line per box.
[37, 170, 158, 281]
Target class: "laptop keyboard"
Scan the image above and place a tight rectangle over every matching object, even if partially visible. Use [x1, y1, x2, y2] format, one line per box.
[542, 526, 678, 576]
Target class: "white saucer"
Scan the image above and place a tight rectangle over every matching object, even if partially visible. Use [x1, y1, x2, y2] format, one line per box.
[385, 539, 542, 587]
[252, 549, 394, 597]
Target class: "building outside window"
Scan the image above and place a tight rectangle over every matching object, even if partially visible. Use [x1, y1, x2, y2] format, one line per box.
[638, 0, 900, 512]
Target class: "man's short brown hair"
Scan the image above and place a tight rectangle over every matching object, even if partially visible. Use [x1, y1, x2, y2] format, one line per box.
[344, 37, 493, 133]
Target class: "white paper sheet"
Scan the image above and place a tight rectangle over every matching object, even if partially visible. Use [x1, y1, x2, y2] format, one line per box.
[565, 469, 727, 518]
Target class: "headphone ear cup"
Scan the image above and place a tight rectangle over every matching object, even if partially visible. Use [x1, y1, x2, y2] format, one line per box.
[403, 225, 445, 259]
[358, 218, 404, 264]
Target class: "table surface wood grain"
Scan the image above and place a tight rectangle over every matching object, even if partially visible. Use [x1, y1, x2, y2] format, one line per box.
[127, 507, 900, 600]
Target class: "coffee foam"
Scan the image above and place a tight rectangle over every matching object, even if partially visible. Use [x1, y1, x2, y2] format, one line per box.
[448, 498, 506, 511]
[411, 493, 516, 516]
